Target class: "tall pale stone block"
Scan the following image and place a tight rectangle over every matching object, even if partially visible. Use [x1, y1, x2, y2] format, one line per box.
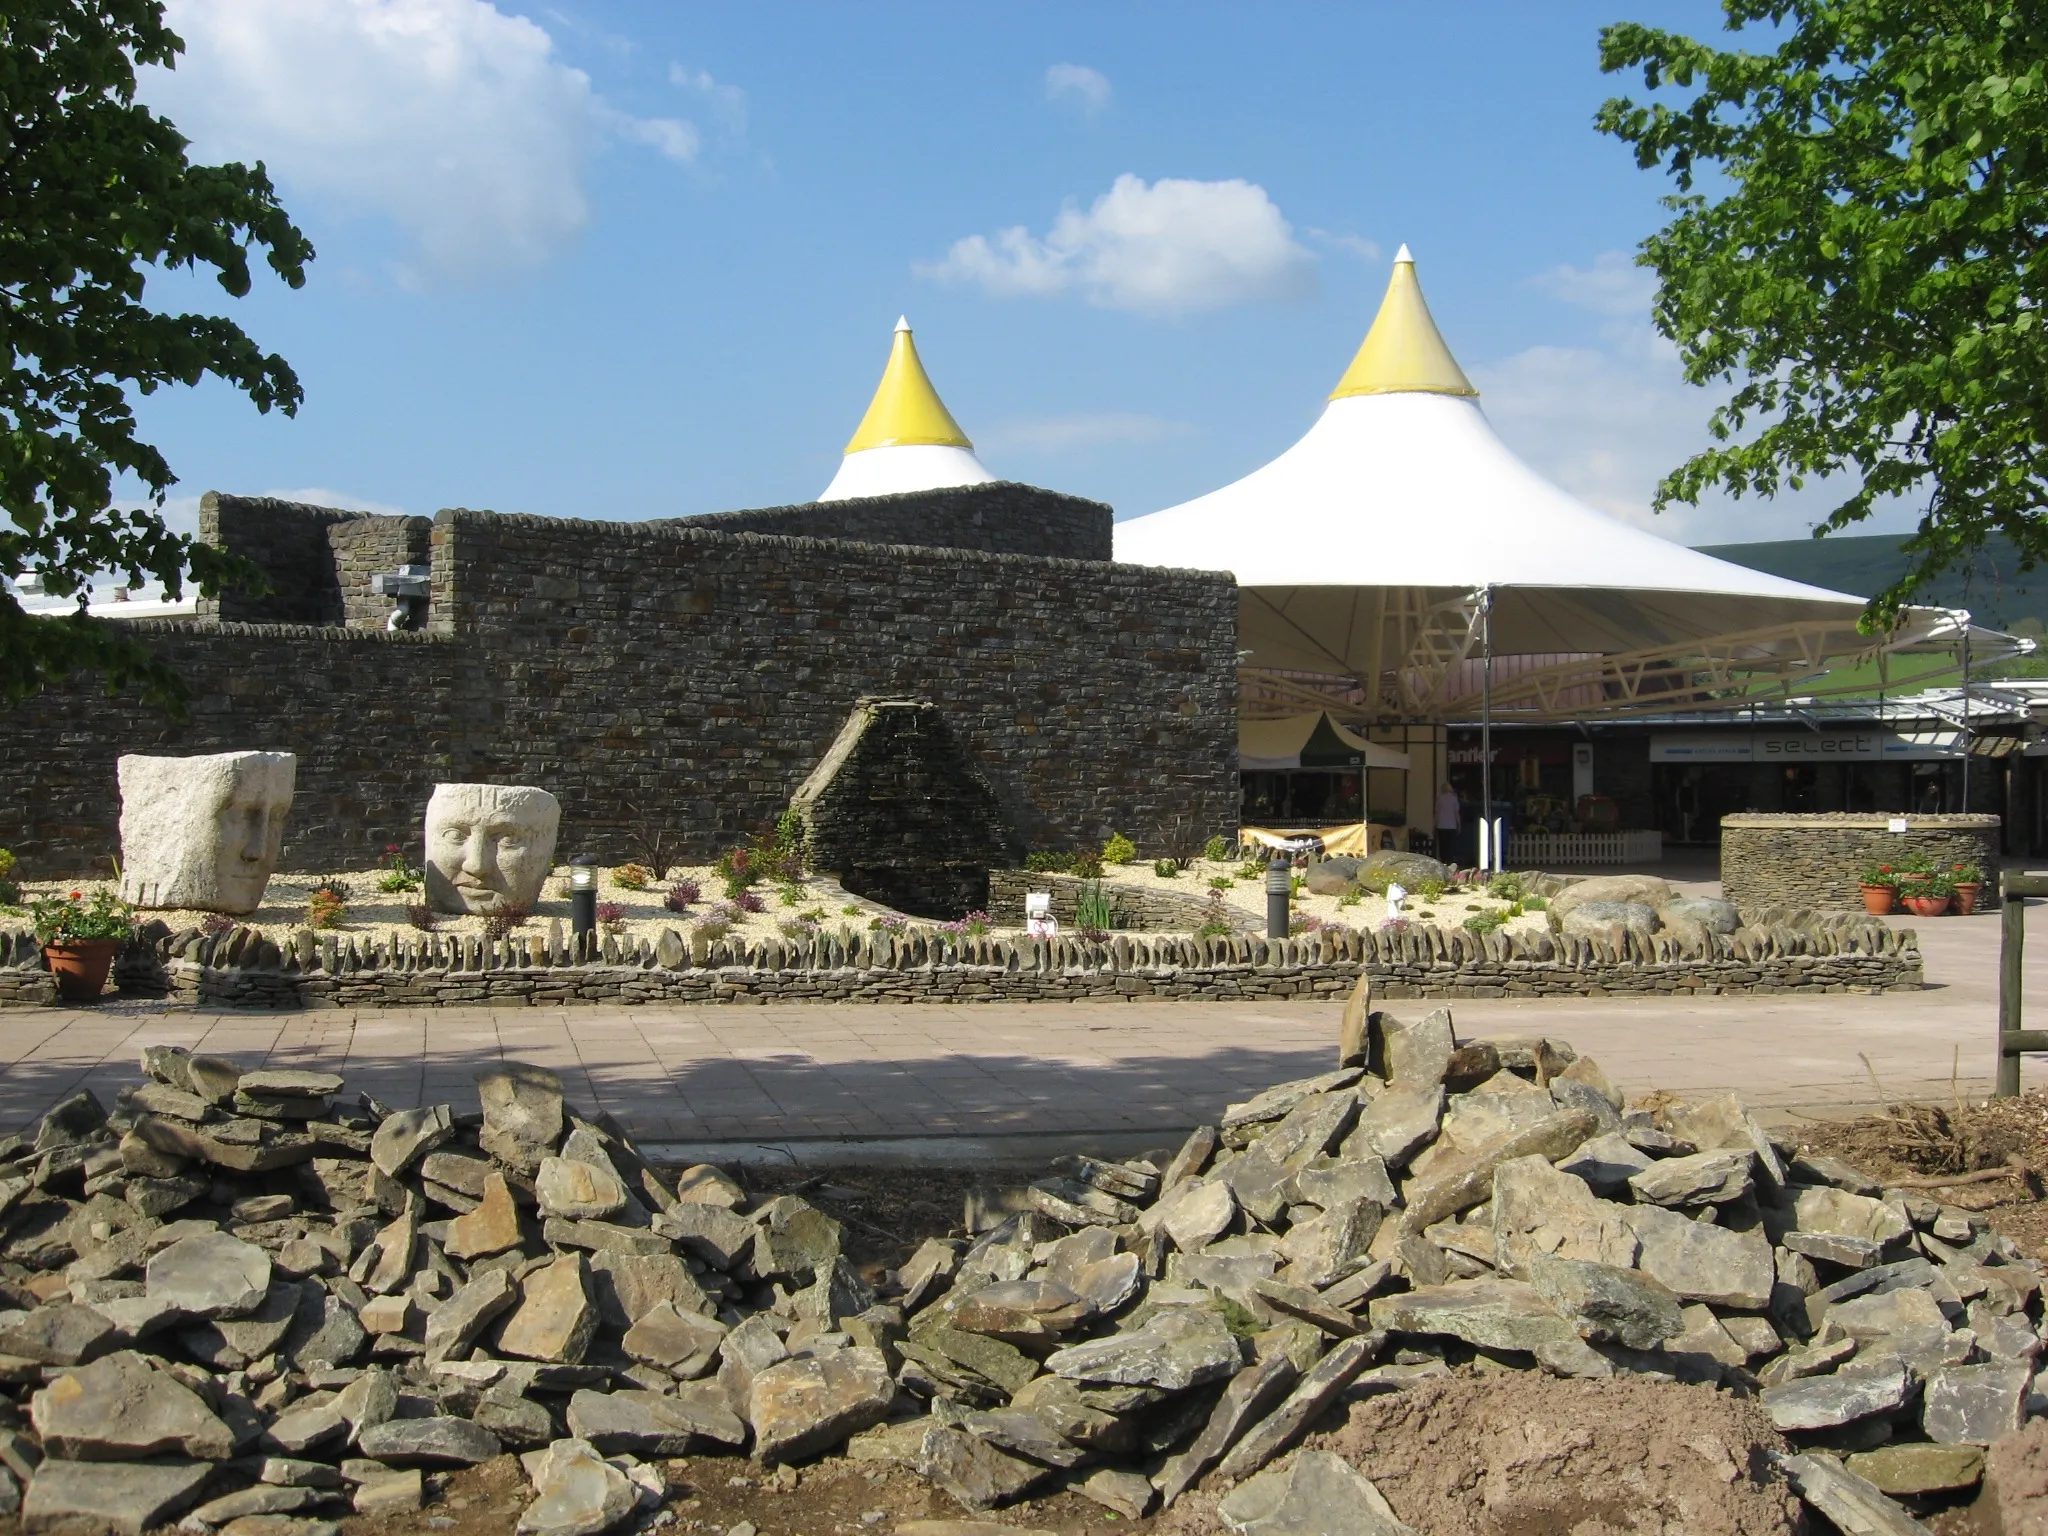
[425, 784, 560, 914]
[118, 752, 296, 914]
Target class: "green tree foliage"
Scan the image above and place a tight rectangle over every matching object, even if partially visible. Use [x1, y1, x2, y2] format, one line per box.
[0, 0, 311, 707]
[1597, 1, 2048, 624]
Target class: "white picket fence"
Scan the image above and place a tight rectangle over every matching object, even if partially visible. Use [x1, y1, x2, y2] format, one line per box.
[1506, 829, 1664, 867]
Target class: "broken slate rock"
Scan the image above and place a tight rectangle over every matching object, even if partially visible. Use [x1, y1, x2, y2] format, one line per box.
[1625, 1204, 1774, 1311]
[748, 1345, 898, 1462]
[1777, 1452, 1929, 1536]
[146, 1230, 271, 1318]
[1046, 1306, 1241, 1390]
[355, 1416, 501, 1466]
[30, 1349, 235, 1460]
[23, 1458, 212, 1536]
[0, 1304, 116, 1366]
[497, 1253, 597, 1365]
[1488, 1155, 1637, 1279]
[369, 1104, 454, 1179]
[1761, 1360, 1912, 1431]
[1527, 1254, 1684, 1350]
[477, 1063, 566, 1172]
[1846, 1442, 1985, 1496]
[565, 1389, 733, 1457]
[537, 1157, 630, 1223]
[1922, 1362, 2030, 1445]
[444, 1172, 524, 1261]
[1217, 1448, 1417, 1536]
[622, 1301, 725, 1378]
[1626, 1149, 1755, 1207]
[422, 1266, 517, 1364]
[914, 1425, 1052, 1512]
[1212, 1335, 1379, 1483]
[515, 1438, 636, 1536]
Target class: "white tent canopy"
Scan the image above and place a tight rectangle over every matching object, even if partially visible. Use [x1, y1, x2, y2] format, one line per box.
[1115, 247, 1991, 721]
[1240, 712, 1409, 772]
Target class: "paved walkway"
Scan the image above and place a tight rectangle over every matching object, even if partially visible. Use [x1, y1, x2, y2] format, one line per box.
[0, 900, 2037, 1150]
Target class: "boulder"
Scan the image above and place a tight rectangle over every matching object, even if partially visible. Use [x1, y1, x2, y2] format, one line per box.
[1303, 859, 1361, 897]
[30, 1350, 235, 1460]
[1659, 896, 1740, 934]
[1560, 902, 1660, 940]
[1358, 851, 1448, 889]
[748, 1346, 898, 1462]
[1549, 875, 1676, 919]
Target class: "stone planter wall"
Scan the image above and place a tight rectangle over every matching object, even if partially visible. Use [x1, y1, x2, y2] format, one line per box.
[1720, 813, 2002, 911]
[0, 917, 1922, 1010]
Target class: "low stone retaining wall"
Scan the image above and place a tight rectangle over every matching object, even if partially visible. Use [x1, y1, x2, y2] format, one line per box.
[1721, 812, 2001, 911]
[0, 917, 1922, 1008]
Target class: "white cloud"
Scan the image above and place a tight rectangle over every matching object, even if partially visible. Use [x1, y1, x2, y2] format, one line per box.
[1473, 251, 1900, 545]
[1045, 62, 1110, 118]
[146, 0, 704, 280]
[980, 413, 1190, 454]
[919, 174, 1316, 316]
[670, 63, 747, 133]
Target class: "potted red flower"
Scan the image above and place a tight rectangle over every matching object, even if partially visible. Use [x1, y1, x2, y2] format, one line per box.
[1858, 861, 1899, 915]
[1949, 861, 1985, 916]
[1901, 870, 1954, 919]
[32, 887, 137, 1002]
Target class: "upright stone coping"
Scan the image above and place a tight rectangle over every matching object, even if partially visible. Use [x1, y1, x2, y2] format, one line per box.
[1720, 813, 2001, 911]
[0, 912, 1922, 1010]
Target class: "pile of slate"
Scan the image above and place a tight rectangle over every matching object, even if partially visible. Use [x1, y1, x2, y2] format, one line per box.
[0, 998, 2039, 1536]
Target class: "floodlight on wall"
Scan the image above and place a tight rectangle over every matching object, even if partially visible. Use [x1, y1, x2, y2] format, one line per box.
[370, 565, 430, 631]
[569, 857, 598, 945]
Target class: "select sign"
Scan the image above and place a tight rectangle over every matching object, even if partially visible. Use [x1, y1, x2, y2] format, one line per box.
[1649, 730, 1966, 763]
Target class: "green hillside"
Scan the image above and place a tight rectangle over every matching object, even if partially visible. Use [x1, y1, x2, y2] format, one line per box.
[1695, 532, 2048, 641]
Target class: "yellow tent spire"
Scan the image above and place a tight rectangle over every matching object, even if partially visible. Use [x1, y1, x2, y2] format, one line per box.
[843, 317, 975, 454]
[1329, 246, 1478, 400]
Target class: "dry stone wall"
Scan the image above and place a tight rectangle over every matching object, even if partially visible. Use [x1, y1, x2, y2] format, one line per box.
[0, 916, 1922, 1010]
[195, 494, 431, 629]
[686, 481, 1113, 561]
[2, 505, 1236, 879]
[1721, 813, 2002, 910]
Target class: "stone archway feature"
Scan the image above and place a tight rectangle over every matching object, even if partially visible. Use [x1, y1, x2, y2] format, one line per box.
[791, 699, 1011, 920]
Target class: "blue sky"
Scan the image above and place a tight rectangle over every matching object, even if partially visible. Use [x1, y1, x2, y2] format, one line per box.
[123, 0, 1878, 549]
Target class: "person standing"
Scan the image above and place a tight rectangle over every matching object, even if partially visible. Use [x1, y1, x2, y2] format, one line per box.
[1435, 780, 1462, 863]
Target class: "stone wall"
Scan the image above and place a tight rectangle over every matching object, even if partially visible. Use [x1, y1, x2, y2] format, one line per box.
[0, 914, 1923, 1009]
[1720, 813, 2002, 910]
[3, 505, 1237, 880]
[687, 482, 1113, 562]
[0, 623, 470, 873]
[195, 494, 430, 628]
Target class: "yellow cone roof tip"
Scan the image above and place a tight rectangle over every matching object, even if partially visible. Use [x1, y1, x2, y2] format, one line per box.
[843, 316, 975, 454]
[1329, 245, 1478, 401]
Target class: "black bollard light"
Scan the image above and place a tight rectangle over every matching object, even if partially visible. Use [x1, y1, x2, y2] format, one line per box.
[569, 856, 598, 950]
[1266, 852, 1291, 940]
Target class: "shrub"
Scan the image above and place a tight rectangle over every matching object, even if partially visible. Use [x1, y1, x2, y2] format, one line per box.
[1195, 890, 1234, 939]
[595, 901, 628, 934]
[405, 903, 440, 933]
[1153, 859, 1179, 879]
[1337, 889, 1363, 908]
[1209, 876, 1235, 890]
[1024, 851, 1074, 874]
[613, 863, 653, 892]
[694, 903, 737, 942]
[0, 848, 14, 882]
[940, 909, 993, 938]
[733, 890, 767, 914]
[715, 845, 758, 898]
[664, 880, 700, 913]
[306, 889, 347, 930]
[375, 844, 422, 894]
[1521, 895, 1547, 912]
[1204, 834, 1232, 862]
[1485, 871, 1526, 901]
[1950, 861, 1984, 886]
[1414, 877, 1449, 900]
[1236, 859, 1267, 882]
[1101, 832, 1136, 866]
[482, 903, 531, 941]
[1463, 908, 1510, 935]
[776, 879, 806, 907]
[200, 911, 236, 936]
[1075, 881, 1116, 937]
[1070, 852, 1104, 880]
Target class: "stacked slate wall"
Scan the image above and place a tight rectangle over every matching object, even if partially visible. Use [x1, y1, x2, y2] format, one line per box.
[196, 494, 431, 629]
[1720, 813, 2002, 910]
[2, 502, 1237, 880]
[688, 482, 1113, 562]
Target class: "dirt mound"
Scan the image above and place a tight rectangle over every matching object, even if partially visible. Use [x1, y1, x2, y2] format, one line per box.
[1169, 1370, 1801, 1536]
[1980, 1419, 2048, 1534]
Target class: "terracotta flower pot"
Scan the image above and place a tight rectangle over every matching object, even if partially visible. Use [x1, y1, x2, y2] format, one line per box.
[1860, 885, 1897, 915]
[1902, 894, 1952, 918]
[42, 938, 121, 1003]
[1952, 882, 1982, 916]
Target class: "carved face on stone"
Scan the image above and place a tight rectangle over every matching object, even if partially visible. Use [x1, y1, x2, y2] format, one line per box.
[118, 752, 297, 914]
[424, 784, 560, 914]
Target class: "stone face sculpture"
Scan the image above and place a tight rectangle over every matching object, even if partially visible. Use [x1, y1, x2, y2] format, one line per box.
[425, 784, 560, 914]
[118, 751, 296, 914]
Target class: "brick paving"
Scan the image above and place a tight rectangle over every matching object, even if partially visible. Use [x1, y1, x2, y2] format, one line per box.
[0, 905, 2035, 1146]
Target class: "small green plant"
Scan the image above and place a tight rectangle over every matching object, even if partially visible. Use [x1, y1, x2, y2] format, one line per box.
[1859, 860, 1899, 888]
[0, 847, 17, 906]
[375, 844, 423, 894]
[1070, 852, 1105, 880]
[840, 904, 861, 917]
[1024, 851, 1075, 874]
[1462, 908, 1510, 935]
[31, 886, 135, 944]
[1337, 889, 1363, 908]
[1236, 858, 1266, 882]
[613, 863, 653, 892]
[1485, 871, 1526, 901]
[1521, 895, 1547, 912]
[1195, 890, 1234, 940]
[1414, 877, 1449, 901]
[1208, 876, 1234, 890]
[1949, 860, 1984, 886]
[801, 907, 829, 923]
[1290, 875, 1306, 896]
[1075, 880, 1116, 938]
[1204, 834, 1232, 862]
[1102, 832, 1136, 866]
[1153, 859, 1179, 879]
[306, 888, 348, 930]
[715, 845, 759, 898]
[777, 879, 806, 907]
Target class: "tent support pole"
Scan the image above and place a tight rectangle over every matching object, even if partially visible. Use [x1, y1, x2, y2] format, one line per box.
[1480, 586, 1494, 872]
[1962, 617, 1973, 813]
